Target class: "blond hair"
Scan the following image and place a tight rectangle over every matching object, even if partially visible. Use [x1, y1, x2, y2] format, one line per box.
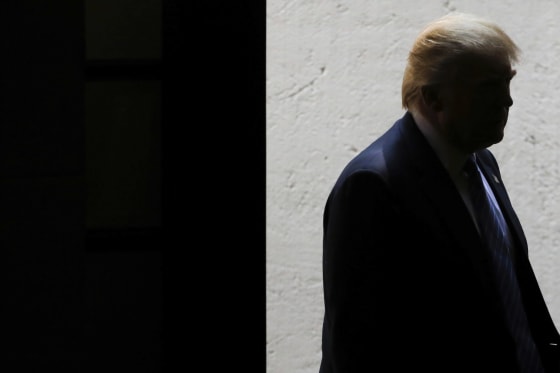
[402, 13, 521, 110]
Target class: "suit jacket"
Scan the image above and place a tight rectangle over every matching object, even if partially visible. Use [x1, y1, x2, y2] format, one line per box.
[320, 111, 560, 372]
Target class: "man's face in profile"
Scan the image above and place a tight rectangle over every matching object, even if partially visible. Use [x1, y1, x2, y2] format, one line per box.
[438, 54, 516, 153]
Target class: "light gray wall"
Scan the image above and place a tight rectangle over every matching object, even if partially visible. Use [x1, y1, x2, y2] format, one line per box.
[267, 1, 560, 372]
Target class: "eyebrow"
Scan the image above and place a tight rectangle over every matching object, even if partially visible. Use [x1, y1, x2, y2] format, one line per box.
[484, 69, 517, 82]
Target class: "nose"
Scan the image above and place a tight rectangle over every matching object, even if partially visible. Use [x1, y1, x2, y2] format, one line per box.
[503, 91, 513, 108]
[497, 83, 513, 108]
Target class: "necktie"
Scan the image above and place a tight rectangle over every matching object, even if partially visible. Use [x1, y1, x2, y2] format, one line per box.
[463, 155, 544, 373]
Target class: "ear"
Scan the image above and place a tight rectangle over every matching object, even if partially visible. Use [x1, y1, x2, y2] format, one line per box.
[420, 84, 444, 112]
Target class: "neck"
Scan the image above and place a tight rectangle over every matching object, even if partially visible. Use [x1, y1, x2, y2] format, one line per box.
[411, 110, 471, 177]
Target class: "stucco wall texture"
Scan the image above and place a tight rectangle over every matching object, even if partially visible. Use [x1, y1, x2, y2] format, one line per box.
[267, 1, 560, 372]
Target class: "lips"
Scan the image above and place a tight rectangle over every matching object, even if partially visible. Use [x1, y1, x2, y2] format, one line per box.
[489, 113, 508, 127]
[494, 118, 506, 125]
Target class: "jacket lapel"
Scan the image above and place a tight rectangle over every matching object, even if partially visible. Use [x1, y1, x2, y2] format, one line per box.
[396, 113, 560, 361]
[396, 114, 502, 306]
[397, 114, 484, 255]
[475, 153, 528, 256]
[476, 152, 560, 351]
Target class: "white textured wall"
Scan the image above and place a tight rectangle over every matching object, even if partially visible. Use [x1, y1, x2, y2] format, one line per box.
[267, 1, 560, 372]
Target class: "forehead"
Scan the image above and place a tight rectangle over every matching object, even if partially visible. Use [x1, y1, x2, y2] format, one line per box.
[456, 54, 515, 81]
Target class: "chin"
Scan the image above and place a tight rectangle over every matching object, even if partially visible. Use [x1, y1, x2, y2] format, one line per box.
[487, 133, 505, 148]
[474, 134, 504, 150]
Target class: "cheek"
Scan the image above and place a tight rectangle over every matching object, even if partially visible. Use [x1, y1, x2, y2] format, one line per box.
[465, 96, 495, 117]
[451, 98, 475, 118]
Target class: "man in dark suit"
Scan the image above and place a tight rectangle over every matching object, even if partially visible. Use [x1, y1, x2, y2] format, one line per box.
[319, 13, 560, 373]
